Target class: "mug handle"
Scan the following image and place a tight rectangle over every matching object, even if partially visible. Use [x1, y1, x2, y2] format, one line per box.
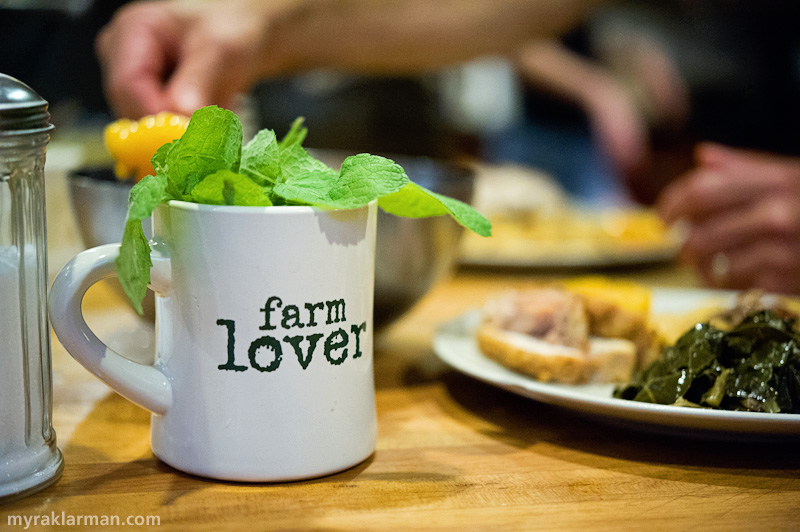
[49, 243, 172, 415]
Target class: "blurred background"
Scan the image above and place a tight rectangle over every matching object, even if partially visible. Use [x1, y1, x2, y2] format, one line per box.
[2, 0, 800, 308]
[2, 0, 798, 204]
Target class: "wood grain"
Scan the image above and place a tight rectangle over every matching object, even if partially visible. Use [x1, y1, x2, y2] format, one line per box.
[3, 265, 799, 531]
[3, 161, 797, 530]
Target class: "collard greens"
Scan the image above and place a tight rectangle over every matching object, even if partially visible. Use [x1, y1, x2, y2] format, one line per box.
[116, 106, 491, 314]
[614, 310, 800, 413]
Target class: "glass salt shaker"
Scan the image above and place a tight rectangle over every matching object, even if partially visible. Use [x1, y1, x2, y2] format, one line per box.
[0, 73, 63, 503]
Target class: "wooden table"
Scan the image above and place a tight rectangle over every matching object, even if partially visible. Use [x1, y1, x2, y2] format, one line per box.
[2, 260, 799, 531]
[3, 153, 798, 530]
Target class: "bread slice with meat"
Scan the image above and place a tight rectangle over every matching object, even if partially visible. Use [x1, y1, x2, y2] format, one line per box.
[477, 325, 589, 384]
[477, 325, 638, 384]
[476, 284, 661, 384]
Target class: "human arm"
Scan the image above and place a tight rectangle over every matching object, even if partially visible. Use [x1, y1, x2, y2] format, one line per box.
[96, 0, 606, 118]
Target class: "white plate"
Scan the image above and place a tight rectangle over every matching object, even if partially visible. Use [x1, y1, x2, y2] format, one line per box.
[457, 208, 681, 269]
[460, 249, 679, 269]
[433, 288, 800, 441]
[458, 238, 680, 269]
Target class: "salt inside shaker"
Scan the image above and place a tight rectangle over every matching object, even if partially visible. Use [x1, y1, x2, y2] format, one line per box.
[0, 73, 63, 502]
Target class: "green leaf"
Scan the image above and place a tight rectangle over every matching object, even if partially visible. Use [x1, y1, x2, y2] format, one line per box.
[330, 154, 410, 207]
[165, 106, 243, 197]
[278, 116, 307, 151]
[151, 141, 174, 175]
[116, 174, 171, 314]
[241, 129, 279, 186]
[632, 369, 691, 404]
[115, 219, 152, 315]
[127, 173, 170, 221]
[278, 143, 338, 186]
[379, 181, 492, 237]
[275, 153, 411, 210]
[700, 368, 730, 407]
[190, 170, 272, 206]
[272, 169, 338, 206]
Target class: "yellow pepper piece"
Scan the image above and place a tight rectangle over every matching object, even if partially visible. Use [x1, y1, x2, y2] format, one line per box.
[104, 112, 189, 182]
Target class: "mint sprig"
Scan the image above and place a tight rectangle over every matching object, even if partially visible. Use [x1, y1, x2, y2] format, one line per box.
[116, 105, 491, 314]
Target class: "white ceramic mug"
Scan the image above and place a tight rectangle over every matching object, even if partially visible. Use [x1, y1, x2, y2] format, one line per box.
[49, 200, 378, 482]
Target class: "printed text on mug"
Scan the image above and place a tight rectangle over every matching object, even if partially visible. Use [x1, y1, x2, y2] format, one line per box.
[216, 295, 367, 372]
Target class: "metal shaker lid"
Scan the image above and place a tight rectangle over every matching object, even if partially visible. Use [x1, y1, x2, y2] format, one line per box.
[0, 73, 55, 136]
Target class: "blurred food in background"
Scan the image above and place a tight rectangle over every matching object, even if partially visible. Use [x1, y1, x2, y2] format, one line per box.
[460, 164, 680, 268]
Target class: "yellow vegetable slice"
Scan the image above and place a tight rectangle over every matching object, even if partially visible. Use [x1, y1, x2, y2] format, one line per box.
[104, 112, 189, 182]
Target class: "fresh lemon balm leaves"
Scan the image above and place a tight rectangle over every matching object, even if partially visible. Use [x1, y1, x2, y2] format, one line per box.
[327, 154, 409, 209]
[272, 168, 338, 206]
[278, 117, 308, 151]
[190, 170, 273, 206]
[379, 182, 492, 237]
[115, 173, 171, 309]
[126, 173, 169, 221]
[117, 219, 153, 315]
[241, 129, 280, 187]
[274, 152, 409, 210]
[430, 191, 492, 237]
[165, 106, 243, 197]
[277, 143, 339, 188]
[151, 141, 173, 175]
[151, 141, 185, 199]
[116, 105, 491, 314]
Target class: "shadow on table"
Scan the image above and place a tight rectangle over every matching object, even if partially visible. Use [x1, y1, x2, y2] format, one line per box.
[37, 391, 464, 516]
[437, 370, 800, 490]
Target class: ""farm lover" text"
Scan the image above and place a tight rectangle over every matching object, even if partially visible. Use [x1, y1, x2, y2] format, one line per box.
[216, 295, 368, 372]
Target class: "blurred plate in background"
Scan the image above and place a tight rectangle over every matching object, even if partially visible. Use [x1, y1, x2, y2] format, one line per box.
[459, 164, 681, 269]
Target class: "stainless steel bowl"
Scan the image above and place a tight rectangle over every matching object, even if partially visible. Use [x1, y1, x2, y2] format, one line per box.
[67, 153, 474, 327]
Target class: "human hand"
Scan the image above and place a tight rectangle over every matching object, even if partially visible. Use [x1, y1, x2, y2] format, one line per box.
[658, 143, 800, 294]
[96, 0, 294, 118]
[583, 77, 651, 180]
[515, 40, 652, 181]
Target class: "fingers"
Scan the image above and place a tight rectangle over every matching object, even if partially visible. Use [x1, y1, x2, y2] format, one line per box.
[657, 157, 800, 226]
[96, 2, 184, 118]
[164, 24, 251, 115]
[657, 167, 765, 225]
[96, 1, 265, 119]
[693, 142, 732, 169]
[696, 142, 800, 176]
[163, 3, 270, 116]
[676, 192, 800, 294]
[683, 195, 800, 256]
[692, 239, 800, 294]
[588, 92, 651, 178]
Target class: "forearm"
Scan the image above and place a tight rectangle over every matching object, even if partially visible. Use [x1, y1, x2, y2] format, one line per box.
[516, 40, 620, 108]
[96, 0, 608, 118]
[264, 0, 607, 76]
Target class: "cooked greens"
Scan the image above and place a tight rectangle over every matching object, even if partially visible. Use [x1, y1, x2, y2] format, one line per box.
[614, 310, 800, 413]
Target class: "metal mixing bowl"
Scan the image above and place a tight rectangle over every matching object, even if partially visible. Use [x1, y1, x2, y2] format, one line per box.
[67, 152, 474, 327]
